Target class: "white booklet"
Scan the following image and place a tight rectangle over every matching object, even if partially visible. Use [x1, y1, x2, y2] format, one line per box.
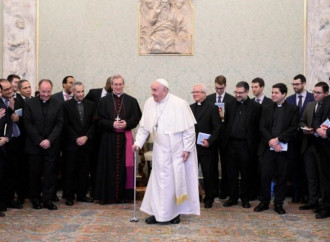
[197, 132, 211, 145]
[15, 108, 23, 117]
[270, 142, 288, 151]
[215, 102, 225, 113]
[321, 118, 330, 129]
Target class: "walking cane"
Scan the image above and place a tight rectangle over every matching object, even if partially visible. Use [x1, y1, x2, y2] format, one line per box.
[130, 150, 139, 222]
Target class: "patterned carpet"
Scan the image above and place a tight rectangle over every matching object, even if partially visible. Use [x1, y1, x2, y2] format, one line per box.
[1, 198, 330, 241]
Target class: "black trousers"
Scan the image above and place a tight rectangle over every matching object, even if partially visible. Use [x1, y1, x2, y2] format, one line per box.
[259, 150, 289, 205]
[29, 149, 58, 202]
[318, 143, 330, 210]
[198, 152, 219, 203]
[303, 144, 321, 204]
[2, 138, 22, 203]
[225, 140, 251, 202]
[219, 145, 228, 196]
[63, 147, 91, 200]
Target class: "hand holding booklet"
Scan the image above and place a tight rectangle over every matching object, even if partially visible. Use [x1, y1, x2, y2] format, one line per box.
[270, 142, 288, 151]
[197, 132, 210, 145]
[321, 118, 330, 129]
[215, 102, 225, 112]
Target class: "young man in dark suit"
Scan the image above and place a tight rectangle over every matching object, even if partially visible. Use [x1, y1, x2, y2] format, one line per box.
[221, 81, 262, 208]
[190, 83, 221, 208]
[24, 79, 63, 210]
[255, 83, 298, 215]
[313, 92, 330, 218]
[205, 75, 235, 199]
[62, 82, 95, 206]
[286, 74, 314, 203]
[251, 77, 272, 106]
[52, 76, 75, 102]
[299, 82, 329, 212]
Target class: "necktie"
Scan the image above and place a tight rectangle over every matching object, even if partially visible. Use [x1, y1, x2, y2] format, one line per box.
[65, 94, 70, 101]
[315, 102, 322, 113]
[4, 99, 20, 137]
[256, 98, 260, 104]
[218, 95, 222, 103]
[298, 95, 303, 108]
[77, 102, 84, 123]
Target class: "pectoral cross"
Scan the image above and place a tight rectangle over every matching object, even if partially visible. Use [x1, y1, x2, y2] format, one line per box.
[115, 115, 121, 121]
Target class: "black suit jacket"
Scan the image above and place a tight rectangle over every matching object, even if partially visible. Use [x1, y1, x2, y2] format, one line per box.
[0, 99, 15, 140]
[52, 91, 66, 103]
[205, 92, 236, 106]
[24, 97, 63, 154]
[313, 95, 330, 142]
[252, 96, 273, 106]
[62, 98, 95, 151]
[85, 88, 103, 105]
[190, 101, 221, 155]
[222, 97, 262, 154]
[258, 101, 298, 155]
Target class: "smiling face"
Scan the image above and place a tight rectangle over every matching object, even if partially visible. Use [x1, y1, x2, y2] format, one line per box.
[39, 81, 52, 101]
[111, 77, 125, 95]
[192, 84, 206, 103]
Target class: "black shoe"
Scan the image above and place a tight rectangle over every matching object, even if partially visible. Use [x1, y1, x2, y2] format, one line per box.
[52, 195, 59, 202]
[6, 200, 23, 209]
[43, 201, 58, 210]
[0, 203, 7, 212]
[0, 211, 4, 217]
[274, 204, 286, 215]
[242, 201, 251, 208]
[65, 200, 74, 206]
[31, 200, 42, 210]
[315, 209, 330, 219]
[204, 203, 213, 209]
[254, 202, 269, 212]
[145, 215, 158, 224]
[170, 215, 180, 224]
[299, 203, 318, 210]
[77, 196, 94, 203]
[223, 199, 238, 207]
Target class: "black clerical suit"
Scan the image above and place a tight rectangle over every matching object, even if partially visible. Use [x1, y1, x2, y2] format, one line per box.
[62, 98, 95, 201]
[313, 96, 330, 214]
[190, 101, 221, 206]
[258, 102, 298, 205]
[205, 92, 235, 198]
[222, 97, 262, 203]
[24, 97, 63, 203]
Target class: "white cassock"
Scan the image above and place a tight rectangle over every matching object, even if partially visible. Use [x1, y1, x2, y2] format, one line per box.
[134, 93, 200, 222]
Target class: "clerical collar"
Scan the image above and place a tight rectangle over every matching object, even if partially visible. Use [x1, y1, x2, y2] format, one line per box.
[197, 102, 202, 105]
[113, 92, 123, 98]
[277, 104, 282, 107]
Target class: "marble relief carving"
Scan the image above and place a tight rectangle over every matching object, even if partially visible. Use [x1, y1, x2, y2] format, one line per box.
[306, 0, 330, 88]
[139, 0, 193, 55]
[3, 0, 37, 91]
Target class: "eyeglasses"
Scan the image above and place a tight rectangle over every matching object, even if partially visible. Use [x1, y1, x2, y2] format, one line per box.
[312, 91, 324, 95]
[291, 83, 302, 86]
[191, 91, 205, 94]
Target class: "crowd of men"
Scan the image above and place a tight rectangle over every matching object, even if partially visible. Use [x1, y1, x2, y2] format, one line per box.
[0, 73, 330, 222]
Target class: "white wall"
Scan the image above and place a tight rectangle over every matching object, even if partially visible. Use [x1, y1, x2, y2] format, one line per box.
[1, 0, 304, 105]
